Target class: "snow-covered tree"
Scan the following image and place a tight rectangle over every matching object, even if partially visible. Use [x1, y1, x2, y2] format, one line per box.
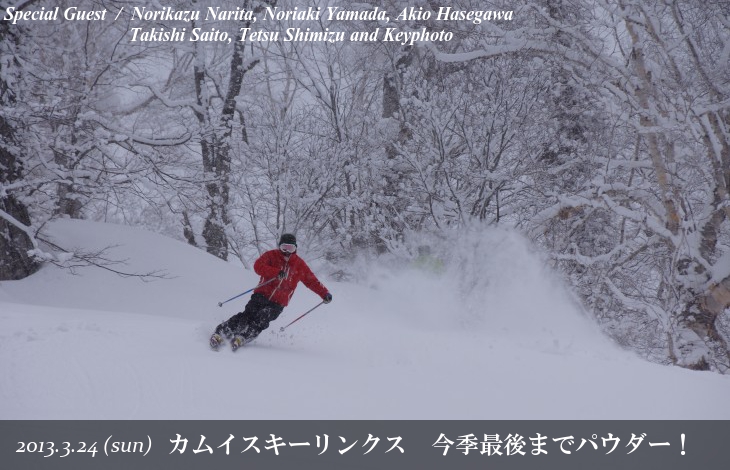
[0, 19, 39, 280]
[2, 0, 727, 371]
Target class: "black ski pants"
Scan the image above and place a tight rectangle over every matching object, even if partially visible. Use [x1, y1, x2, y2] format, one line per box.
[215, 293, 284, 342]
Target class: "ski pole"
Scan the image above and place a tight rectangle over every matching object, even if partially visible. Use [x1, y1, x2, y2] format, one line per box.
[217, 278, 276, 307]
[279, 301, 325, 332]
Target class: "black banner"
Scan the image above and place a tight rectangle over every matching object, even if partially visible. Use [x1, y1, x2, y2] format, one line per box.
[2, 420, 726, 470]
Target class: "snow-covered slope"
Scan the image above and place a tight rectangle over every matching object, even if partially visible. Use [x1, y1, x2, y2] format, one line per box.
[1, 220, 728, 419]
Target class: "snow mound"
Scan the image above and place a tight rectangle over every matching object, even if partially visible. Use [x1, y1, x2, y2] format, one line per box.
[0, 219, 248, 319]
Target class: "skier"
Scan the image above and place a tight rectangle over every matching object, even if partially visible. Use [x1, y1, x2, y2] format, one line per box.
[210, 233, 332, 351]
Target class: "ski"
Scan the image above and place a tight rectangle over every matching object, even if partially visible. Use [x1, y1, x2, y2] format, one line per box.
[209, 333, 223, 351]
[230, 336, 245, 352]
[209, 333, 249, 352]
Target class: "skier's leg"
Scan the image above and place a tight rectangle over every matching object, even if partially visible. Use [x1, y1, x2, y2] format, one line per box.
[215, 312, 249, 339]
[213, 319, 233, 339]
[242, 304, 284, 342]
[215, 294, 267, 339]
[211, 315, 236, 350]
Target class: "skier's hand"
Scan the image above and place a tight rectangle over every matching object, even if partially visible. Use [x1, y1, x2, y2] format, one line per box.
[323, 293, 332, 304]
[277, 269, 288, 280]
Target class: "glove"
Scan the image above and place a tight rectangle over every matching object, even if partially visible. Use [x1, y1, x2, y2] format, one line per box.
[277, 269, 288, 280]
[323, 293, 332, 304]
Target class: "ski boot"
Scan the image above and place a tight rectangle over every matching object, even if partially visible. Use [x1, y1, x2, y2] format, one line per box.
[231, 335, 246, 352]
[209, 333, 224, 351]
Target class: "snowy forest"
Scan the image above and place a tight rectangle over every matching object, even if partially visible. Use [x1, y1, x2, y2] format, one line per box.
[1, 0, 729, 373]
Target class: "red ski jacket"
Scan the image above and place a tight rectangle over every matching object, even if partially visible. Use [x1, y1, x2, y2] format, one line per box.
[253, 249, 329, 307]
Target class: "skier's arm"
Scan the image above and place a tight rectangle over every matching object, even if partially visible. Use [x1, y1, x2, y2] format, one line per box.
[254, 251, 280, 280]
[299, 260, 329, 299]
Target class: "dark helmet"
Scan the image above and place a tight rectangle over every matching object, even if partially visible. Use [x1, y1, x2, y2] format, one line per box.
[279, 233, 297, 247]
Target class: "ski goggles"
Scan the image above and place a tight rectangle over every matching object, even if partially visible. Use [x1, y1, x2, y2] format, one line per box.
[280, 243, 297, 254]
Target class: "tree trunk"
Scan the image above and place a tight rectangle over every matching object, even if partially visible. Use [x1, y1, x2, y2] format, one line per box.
[621, 5, 681, 236]
[52, 120, 83, 219]
[193, 37, 230, 260]
[194, 4, 269, 260]
[378, 46, 414, 252]
[0, 23, 39, 280]
[681, 278, 730, 371]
